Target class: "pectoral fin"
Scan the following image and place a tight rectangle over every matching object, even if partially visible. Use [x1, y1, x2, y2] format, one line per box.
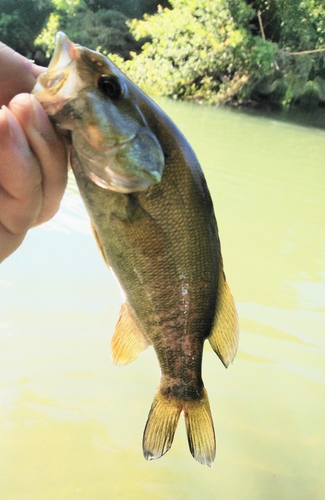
[111, 302, 150, 365]
[208, 261, 239, 367]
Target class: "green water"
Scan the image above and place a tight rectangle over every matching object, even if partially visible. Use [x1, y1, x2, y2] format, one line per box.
[1, 100, 324, 499]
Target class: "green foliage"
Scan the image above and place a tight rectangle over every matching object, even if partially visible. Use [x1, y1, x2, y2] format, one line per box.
[118, 0, 276, 104]
[248, 1, 281, 42]
[278, 0, 325, 51]
[83, 0, 171, 18]
[35, 7, 142, 59]
[245, 0, 325, 110]
[249, 47, 325, 110]
[0, 0, 167, 59]
[281, 51, 325, 108]
[63, 9, 143, 59]
[250, 37, 276, 75]
[34, 13, 60, 57]
[0, 0, 52, 55]
[2, 0, 324, 109]
[52, 0, 82, 13]
[113, 0, 325, 107]
[250, 0, 325, 51]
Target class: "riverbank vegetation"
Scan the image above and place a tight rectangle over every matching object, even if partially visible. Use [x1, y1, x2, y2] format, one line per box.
[1, 0, 325, 110]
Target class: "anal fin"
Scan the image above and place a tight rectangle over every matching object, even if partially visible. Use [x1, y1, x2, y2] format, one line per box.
[208, 261, 239, 367]
[111, 302, 150, 365]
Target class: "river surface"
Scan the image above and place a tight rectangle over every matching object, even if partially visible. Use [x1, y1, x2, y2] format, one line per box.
[1, 99, 324, 499]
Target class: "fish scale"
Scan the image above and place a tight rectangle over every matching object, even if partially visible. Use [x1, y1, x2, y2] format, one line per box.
[33, 31, 239, 466]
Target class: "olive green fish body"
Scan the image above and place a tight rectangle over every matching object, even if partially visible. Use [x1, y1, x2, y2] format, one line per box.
[71, 121, 219, 385]
[33, 33, 239, 466]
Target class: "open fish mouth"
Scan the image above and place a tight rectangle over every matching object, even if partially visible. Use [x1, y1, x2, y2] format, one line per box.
[47, 31, 76, 73]
[33, 32, 86, 116]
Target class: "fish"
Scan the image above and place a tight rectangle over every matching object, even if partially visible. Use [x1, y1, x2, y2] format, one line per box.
[33, 32, 239, 466]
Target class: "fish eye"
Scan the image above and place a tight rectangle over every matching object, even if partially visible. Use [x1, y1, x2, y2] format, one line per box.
[97, 75, 123, 99]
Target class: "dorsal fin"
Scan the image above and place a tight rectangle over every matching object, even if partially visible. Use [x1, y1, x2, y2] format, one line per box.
[208, 261, 239, 367]
[111, 302, 150, 365]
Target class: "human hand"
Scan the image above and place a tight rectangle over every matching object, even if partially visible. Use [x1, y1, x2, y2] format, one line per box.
[0, 43, 68, 262]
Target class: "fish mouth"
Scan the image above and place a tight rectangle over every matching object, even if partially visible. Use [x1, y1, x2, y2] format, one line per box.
[33, 32, 83, 116]
[47, 32, 76, 73]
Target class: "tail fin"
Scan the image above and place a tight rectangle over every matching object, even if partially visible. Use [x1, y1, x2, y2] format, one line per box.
[184, 387, 216, 466]
[143, 389, 181, 462]
[143, 386, 216, 466]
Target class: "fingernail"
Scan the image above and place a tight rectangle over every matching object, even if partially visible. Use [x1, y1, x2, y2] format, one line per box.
[31, 95, 57, 143]
[1, 104, 31, 156]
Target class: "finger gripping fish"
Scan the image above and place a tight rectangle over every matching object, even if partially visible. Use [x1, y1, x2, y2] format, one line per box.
[33, 32, 239, 466]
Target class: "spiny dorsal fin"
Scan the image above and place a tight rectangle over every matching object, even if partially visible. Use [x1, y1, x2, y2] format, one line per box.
[208, 261, 239, 367]
[111, 302, 150, 365]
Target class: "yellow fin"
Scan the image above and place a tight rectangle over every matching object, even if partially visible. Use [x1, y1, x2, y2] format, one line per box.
[208, 262, 239, 367]
[111, 303, 149, 365]
[184, 387, 216, 466]
[143, 389, 182, 462]
[143, 385, 215, 467]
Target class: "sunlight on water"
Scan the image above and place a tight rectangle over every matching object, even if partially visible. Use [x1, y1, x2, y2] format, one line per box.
[1, 99, 324, 499]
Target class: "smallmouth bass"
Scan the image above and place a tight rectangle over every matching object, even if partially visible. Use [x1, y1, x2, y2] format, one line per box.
[33, 32, 239, 466]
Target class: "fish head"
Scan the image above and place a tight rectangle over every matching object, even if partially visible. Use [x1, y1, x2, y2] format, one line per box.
[33, 32, 165, 193]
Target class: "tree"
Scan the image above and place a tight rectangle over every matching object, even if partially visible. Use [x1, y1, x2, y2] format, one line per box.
[247, 1, 325, 108]
[35, 10, 144, 60]
[118, 0, 275, 104]
[0, 0, 52, 55]
[249, 0, 325, 50]
[83, 0, 171, 18]
[34, 0, 169, 60]
[278, 0, 325, 51]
